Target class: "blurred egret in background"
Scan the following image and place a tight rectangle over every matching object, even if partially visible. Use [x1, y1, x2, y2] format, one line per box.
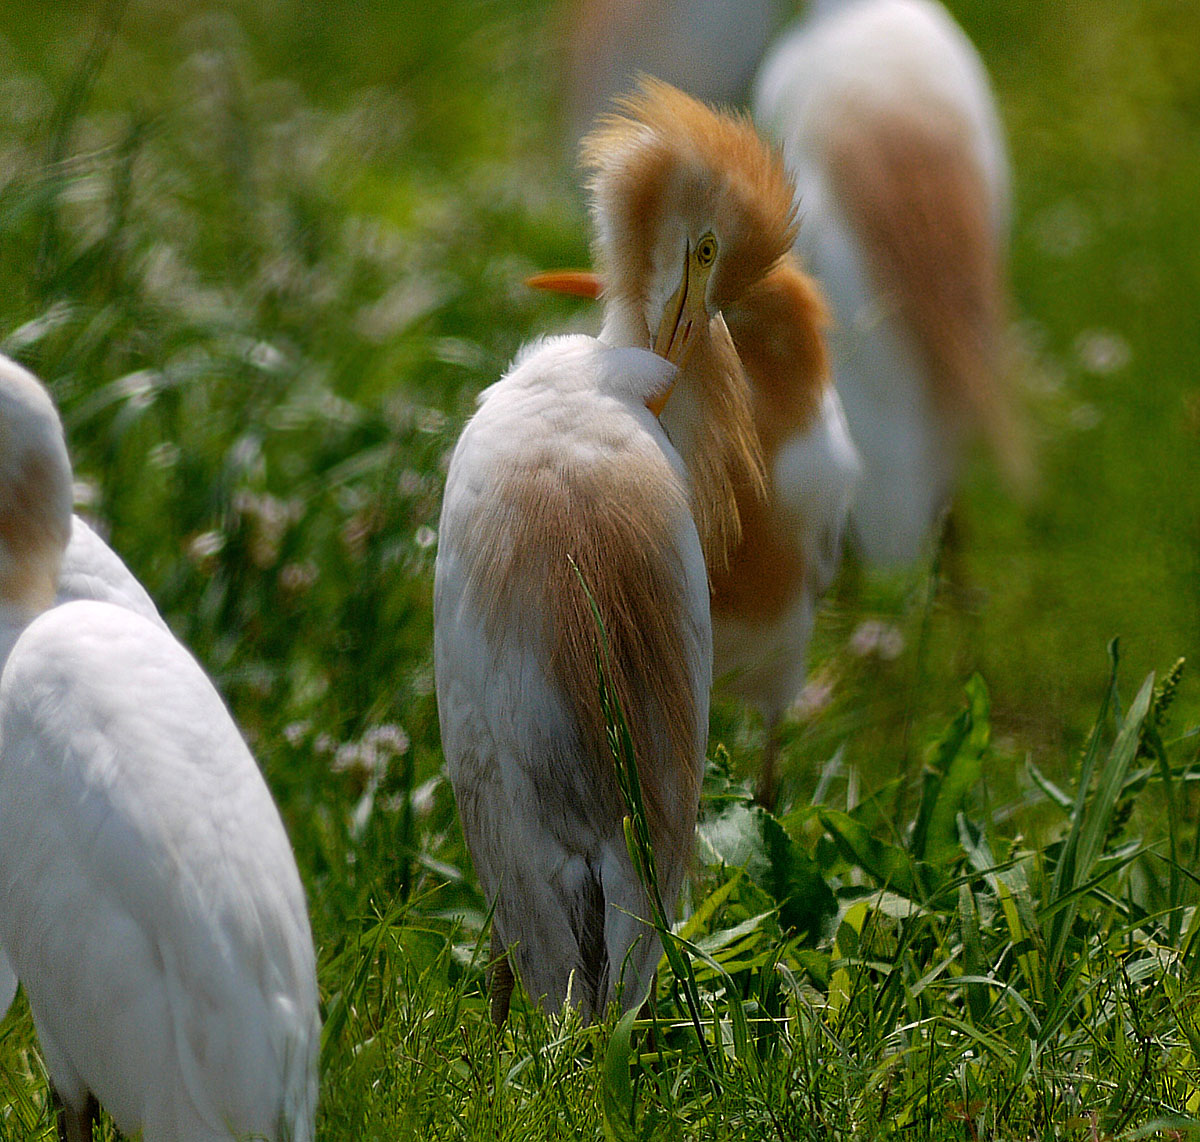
[755, 0, 1027, 567]
[563, 0, 786, 147]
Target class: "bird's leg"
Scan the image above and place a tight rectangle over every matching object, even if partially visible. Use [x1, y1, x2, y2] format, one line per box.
[936, 503, 981, 612]
[832, 539, 864, 612]
[53, 1088, 98, 1142]
[488, 937, 515, 1028]
[755, 719, 782, 811]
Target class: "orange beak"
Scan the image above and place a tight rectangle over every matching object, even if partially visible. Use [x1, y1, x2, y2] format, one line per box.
[525, 269, 605, 299]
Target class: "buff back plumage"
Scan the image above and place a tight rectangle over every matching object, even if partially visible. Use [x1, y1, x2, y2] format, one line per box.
[715, 255, 832, 622]
[454, 345, 703, 869]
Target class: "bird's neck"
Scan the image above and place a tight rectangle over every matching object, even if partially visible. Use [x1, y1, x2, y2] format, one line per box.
[0, 437, 73, 654]
[598, 297, 650, 352]
[600, 294, 766, 573]
[658, 315, 766, 574]
[0, 542, 60, 668]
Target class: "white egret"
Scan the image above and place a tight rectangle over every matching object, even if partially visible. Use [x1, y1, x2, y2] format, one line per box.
[0, 359, 319, 1141]
[0, 354, 168, 1024]
[755, 0, 1025, 566]
[534, 80, 861, 804]
[435, 335, 712, 1022]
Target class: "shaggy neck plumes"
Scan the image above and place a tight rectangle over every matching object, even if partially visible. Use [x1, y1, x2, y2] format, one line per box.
[584, 79, 800, 572]
[601, 298, 765, 573]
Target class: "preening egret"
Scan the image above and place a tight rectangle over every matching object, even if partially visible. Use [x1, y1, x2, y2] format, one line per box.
[435, 336, 711, 1022]
[0, 360, 319, 1141]
[535, 80, 860, 803]
[755, 0, 1025, 566]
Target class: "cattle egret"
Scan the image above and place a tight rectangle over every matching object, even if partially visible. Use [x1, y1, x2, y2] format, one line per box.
[0, 360, 319, 1141]
[755, 0, 1024, 566]
[534, 80, 861, 803]
[435, 335, 711, 1023]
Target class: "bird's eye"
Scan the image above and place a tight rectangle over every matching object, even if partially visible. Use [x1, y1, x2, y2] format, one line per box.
[696, 234, 718, 268]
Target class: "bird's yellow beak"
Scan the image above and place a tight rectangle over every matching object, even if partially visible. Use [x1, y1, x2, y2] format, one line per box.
[644, 383, 672, 419]
[652, 241, 713, 372]
[526, 255, 712, 421]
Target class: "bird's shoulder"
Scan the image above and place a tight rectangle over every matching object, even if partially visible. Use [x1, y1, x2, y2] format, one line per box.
[772, 384, 862, 593]
[471, 334, 677, 440]
[3, 600, 234, 771]
[56, 516, 167, 630]
[441, 334, 692, 575]
[0, 601, 309, 946]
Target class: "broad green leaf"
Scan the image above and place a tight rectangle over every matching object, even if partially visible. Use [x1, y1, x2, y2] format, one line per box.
[911, 676, 990, 866]
[699, 800, 836, 943]
[761, 809, 837, 942]
[600, 1006, 639, 1142]
[818, 808, 919, 898]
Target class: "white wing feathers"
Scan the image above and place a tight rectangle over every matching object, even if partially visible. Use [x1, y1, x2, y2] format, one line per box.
[56, 516, 167, 629]
[0, 602, 317, 1141]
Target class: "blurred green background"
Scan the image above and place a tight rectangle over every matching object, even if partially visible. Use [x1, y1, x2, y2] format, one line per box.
[0, 0, 1197, 1133]
[0, 0, 1194, 815]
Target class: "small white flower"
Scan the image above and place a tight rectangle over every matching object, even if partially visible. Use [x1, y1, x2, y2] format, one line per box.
[72, 479, 100, 509]
[148, 442, 181, 470]
[1074, 329, 1131, 375]
[187, 530, 225, 561]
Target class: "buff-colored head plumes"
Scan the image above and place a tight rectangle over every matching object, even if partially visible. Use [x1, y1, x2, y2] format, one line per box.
[580, 80, 801, 571]
[582, 78, 798, 313]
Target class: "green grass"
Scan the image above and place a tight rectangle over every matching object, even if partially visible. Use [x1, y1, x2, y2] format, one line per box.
[0, 0, 1199, 1138]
